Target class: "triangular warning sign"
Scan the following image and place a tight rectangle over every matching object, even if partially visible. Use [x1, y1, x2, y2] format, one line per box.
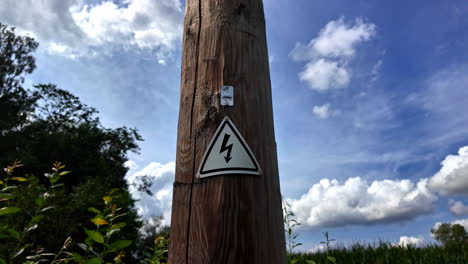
[198, 117, 262, 178]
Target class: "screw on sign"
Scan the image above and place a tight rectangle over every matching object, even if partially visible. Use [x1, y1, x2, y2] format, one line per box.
[169, 0, 287, 263]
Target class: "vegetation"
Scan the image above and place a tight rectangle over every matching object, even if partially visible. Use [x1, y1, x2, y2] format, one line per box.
[284, 201, 468, 264]
[431, 223, 467, 246]
[283, 200, 303, 255]
[0, 22, 169, 263]
[289, 242, 468, 264]
[0, 161, 170, 263]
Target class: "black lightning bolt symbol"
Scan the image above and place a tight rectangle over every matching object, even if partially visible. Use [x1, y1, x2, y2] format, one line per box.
[220, 133, 233, 163]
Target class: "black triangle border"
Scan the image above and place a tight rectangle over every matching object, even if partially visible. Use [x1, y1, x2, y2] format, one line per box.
[198, 117, 261, 176]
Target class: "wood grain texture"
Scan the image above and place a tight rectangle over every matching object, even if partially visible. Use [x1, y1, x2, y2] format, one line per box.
[169, 0, 286, 263]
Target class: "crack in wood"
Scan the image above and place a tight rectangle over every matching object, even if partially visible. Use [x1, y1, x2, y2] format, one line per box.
[185, 0, 203, 263]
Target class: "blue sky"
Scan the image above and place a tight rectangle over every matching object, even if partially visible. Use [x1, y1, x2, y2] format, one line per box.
[2, 0, 468, 251]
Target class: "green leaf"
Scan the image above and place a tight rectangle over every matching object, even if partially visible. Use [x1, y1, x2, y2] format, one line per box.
[88, 207, 102, 214]
[35, 197, 45, 208]
[50, 175, 61, 184]
[292, 243, 303, 248]
[30, 215, 44, 224]
[0, 224, 8, 232]
[91, 218, 109, 225]
[85, 237, 93, 246]
[10, 177, 27, 182]
[59, 171, 71, 176]
[0, 193, 15, 200]
[327, 256, 337, 264]
[102, 196, 112, 203]
[107, 240, 132, 252]
[51, 183, 64, 189]
[7, 228, 20, 240]
[71, 252, 83, 262]
[106, 228, 120, 238]
[85, 258, 102, 264]
[306, 261, 317, 264]
[1, 186, 18, 192]
[0, 207, 21, 216]
[110, 213, 127, 222]
[109, 222, 126, 230]
[85, 229, 105, 244]
[0, 257, 7, 264]
[12, 244, 31, 258]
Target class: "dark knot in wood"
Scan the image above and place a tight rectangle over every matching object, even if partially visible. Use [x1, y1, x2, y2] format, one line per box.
[235, 3, 247, 15]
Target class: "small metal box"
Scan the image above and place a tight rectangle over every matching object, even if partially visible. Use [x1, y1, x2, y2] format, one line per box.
[220, 85, 234, 106]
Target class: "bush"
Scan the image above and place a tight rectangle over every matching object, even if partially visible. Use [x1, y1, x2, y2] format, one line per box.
[0, 161, 170, 264]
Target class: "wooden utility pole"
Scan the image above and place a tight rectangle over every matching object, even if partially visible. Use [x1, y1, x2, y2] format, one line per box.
[169, 0, 287, 263]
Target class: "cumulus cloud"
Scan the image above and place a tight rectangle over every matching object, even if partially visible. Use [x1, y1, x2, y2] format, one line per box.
[124, 160, 138, 171]
[449, 200, 468, 217]
[313, 103, 339, 119]
[301, 60, 351, 91]
[0, 0, 183, 59]
[428, 146, 468, 196]
[396, 236, 425, 248]
[125, 161, 175, 226]
[291, 17, 376, 91]
[288, 177, 436, 230]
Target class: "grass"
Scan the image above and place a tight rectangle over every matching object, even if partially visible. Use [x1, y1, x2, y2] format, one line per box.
[289, 242, 468, 264]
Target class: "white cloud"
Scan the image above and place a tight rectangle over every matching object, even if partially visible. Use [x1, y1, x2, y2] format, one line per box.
[396, 236, 425, 248]
[313, 103, 340, 119]
[428, 146, 468, 196]
[292, 17, 376, 61]
[449, 200, 468, 216]
[313, 103, 331, 119]
[288, 177, 436, 229]
[308, 244, 328, 253]
[300, 59, 351, 91]
[0, 0, 183, 58]
[291, 17, 376, 91]
[124, 160, 138, 171]
[126, 161, 175, 226]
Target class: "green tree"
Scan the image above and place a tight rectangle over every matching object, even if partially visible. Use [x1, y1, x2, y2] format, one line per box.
[431, 223, 467, 246]
[0, 22, 143, 263]
[0, 22, 39, 135]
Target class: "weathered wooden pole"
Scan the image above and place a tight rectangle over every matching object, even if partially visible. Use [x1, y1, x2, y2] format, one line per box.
[169, 0, 287, 263]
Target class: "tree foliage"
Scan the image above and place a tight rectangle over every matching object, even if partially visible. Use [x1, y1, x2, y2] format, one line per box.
[431, 223, 467, 246]
[0, 22, 144, 263]
[0, 23, 39, 133]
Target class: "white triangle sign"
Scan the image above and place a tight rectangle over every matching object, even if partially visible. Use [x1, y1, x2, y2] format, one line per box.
[198, 117, 262, 178]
